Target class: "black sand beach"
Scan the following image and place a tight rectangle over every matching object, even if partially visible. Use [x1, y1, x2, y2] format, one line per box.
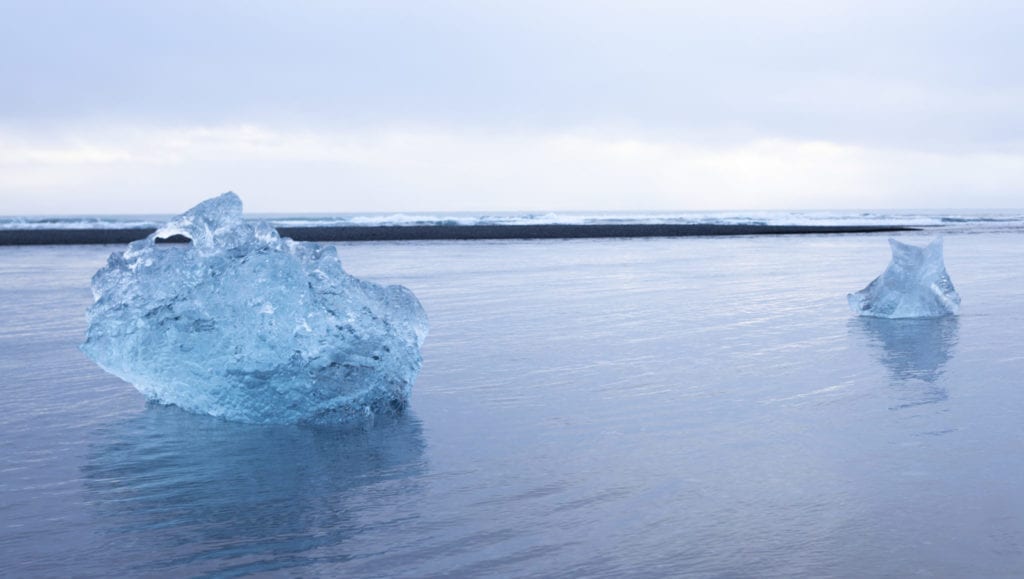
[0, 224, 917, 246]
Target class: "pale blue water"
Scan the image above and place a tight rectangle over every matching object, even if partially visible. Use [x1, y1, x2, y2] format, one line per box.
[2, 232, 1023, 576]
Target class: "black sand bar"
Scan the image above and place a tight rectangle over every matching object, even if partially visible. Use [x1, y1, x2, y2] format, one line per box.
[0, 224, 918, 246]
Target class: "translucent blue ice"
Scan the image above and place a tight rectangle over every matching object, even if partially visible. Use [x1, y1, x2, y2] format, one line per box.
[82, 193, 428, 425]
[848, 237, 961, 319]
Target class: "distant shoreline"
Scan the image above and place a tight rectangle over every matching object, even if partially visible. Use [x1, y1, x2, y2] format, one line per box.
[0, 224, 919, 246]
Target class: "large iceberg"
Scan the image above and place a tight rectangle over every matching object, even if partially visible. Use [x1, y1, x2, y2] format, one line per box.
[848, 237, 960, 319]
[82, 193, 428, 425]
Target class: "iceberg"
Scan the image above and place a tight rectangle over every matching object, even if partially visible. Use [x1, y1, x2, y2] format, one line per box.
[82, 193, 428, 425]
[848, 237, 960, 319]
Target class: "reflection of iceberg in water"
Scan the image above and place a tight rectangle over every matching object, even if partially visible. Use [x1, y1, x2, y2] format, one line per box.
[857, 316, 960, 383]
[81, 405, 426, 575]
[851, 316, 960, 409]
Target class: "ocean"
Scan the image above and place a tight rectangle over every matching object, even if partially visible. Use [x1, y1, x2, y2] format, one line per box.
[1, 214, 1023, 576]
[2, 209, 1024, 233]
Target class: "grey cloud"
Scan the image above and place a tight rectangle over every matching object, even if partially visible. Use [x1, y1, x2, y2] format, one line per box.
[2, 1, 1022, 149]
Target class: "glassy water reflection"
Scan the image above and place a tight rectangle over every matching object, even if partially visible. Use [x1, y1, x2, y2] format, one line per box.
[80, 405, 426, 576]
[851, 316, 960, 409]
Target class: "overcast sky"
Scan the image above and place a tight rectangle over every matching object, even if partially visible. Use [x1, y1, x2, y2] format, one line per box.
[2, 0, 1022, 214]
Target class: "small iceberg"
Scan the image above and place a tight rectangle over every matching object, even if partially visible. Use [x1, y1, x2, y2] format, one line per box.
[848, 237, 961, 319]
[82, 193, 429, 425]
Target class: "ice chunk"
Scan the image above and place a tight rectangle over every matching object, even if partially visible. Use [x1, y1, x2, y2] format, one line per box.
[848, 237, 960, 319]
[82, 192, 428, 425]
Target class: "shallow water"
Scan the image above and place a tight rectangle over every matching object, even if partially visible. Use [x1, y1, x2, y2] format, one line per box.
[2, 233, 1023, 577]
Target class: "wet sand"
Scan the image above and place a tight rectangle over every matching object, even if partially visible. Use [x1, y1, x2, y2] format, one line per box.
[0, 223, 917, 245]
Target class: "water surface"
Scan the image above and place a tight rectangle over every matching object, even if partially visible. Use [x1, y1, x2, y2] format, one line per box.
[2, 233, 1023, 576]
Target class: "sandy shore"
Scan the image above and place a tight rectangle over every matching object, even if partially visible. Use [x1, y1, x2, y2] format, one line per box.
[0, 224, 918, 245]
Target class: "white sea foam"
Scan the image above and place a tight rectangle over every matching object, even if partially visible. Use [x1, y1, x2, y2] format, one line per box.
[2, 210, 1023, 232]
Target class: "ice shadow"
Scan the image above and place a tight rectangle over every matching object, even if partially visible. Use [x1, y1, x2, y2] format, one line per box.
[80, 404, 427, 575]
[850, 316, 960, 410]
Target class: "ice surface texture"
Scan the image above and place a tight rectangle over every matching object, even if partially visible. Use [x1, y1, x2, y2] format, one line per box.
[848, 237, 960, 319]
[82, 193, 428, 425]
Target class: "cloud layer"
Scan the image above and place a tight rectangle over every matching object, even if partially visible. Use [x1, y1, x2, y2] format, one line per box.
[3, 125, 1021, 214]
[1, 1, 1022, 212]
